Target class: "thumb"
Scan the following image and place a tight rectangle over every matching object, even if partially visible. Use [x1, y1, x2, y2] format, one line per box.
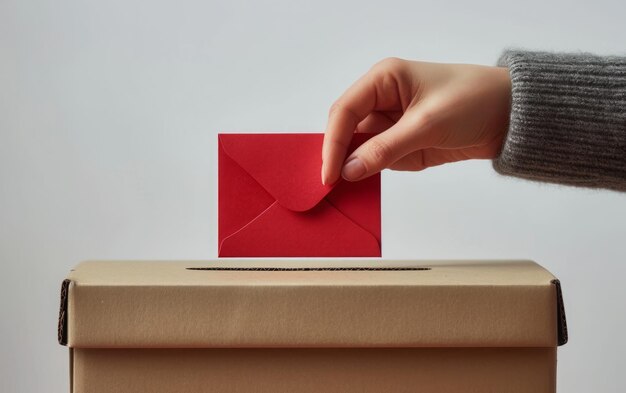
[341, 114, 428, 181]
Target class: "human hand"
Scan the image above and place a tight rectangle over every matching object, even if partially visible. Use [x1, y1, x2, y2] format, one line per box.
[321, 58, 512, 184]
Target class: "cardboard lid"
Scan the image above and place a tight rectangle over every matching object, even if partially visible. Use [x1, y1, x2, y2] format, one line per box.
[58, 260, 567, 348]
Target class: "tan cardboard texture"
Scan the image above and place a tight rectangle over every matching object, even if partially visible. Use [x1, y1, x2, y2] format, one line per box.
[59, 260, 567, 393]
[60, 260, 566, 348]
[72, 347, 557, 393]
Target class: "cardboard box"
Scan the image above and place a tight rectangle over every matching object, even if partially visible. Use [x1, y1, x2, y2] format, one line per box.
[58, 260, 568, 393]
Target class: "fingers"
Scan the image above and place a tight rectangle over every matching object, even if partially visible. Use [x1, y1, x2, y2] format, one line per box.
[387, 144, 501, 172]
[322, 78, 377, 185]
[355, 112, 397, 134]
[387, 149, 458, 171]
[387, 151, 427, 172]
[341, 114, 427, 181]
[322, 58, 408, 185]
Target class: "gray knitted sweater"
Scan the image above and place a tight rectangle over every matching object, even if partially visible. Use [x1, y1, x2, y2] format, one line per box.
[494, 50, 626, 191]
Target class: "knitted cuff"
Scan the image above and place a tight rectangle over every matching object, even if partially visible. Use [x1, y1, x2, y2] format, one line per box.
[494, 50, 626, 191]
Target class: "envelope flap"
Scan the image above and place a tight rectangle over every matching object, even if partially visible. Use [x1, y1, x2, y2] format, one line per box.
[218, 133, 368, 212]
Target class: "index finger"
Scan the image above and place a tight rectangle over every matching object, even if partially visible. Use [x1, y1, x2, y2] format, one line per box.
[322, 73, 377, 185]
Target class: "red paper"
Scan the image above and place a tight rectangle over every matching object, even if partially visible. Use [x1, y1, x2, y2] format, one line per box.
[218, 133, 381, 257]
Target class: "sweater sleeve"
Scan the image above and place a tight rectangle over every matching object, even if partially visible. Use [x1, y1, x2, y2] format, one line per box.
[494, 50, 626, 191]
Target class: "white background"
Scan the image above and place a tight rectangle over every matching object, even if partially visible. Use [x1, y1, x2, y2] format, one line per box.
[1, 1, 625, 392]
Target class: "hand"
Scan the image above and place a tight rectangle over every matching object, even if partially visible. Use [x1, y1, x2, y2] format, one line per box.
[321, 58, 512, 184]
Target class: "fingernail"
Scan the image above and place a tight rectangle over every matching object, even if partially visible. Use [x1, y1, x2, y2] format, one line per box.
[342, 157, 366, 181]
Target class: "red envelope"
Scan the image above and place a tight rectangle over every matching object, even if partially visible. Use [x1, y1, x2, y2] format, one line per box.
[218, 133, 381, 257]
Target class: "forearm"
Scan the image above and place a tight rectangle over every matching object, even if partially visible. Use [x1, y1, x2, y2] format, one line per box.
[494, 50, 626, 191]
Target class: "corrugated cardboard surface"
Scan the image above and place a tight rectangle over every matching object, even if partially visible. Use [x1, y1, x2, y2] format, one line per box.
[72, 347, 557, 393]
[61, 260, 565, 393]
[62, 260, 561, 348]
